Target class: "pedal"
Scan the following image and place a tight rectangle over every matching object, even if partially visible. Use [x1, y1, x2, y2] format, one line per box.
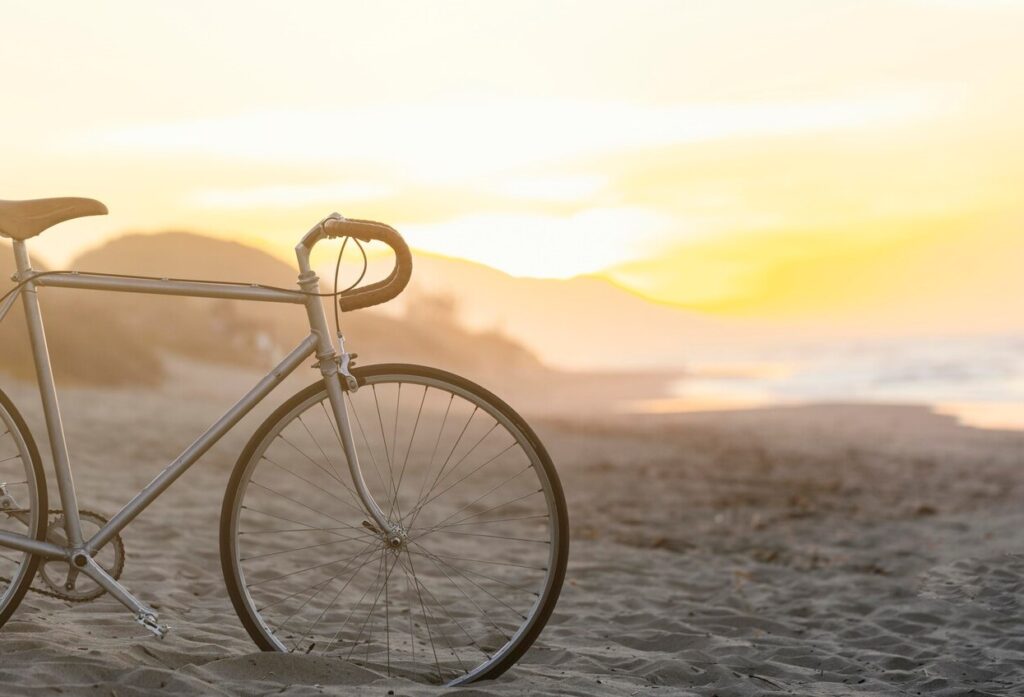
[135, 612, 170, 640]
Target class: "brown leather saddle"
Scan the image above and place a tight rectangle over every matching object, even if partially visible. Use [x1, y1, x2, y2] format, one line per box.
[0, 198, 108, 241]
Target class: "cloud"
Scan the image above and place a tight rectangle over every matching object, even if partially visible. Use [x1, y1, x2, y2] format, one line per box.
[402, 207, 675, 279]
[189, 181, 394, 209]
[72, 93, 941, 183]
[495, 175, 607, 203]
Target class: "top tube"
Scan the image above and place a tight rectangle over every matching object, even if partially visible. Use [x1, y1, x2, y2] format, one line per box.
[33, 272, 305, 304]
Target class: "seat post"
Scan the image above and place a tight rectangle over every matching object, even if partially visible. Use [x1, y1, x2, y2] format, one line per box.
[12, 240, 85, 549]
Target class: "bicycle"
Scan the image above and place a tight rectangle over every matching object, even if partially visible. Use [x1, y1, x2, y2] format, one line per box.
[0, 197, 569, 686]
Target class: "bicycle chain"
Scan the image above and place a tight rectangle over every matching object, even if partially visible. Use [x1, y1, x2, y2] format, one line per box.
[0, 509, 126, 603]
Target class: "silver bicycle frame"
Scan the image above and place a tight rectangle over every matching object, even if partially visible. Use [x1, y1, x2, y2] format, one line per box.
[0, 235, 391, 567]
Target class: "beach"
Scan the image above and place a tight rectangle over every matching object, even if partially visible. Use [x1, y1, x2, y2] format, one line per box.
[0, 363, 1022, 696]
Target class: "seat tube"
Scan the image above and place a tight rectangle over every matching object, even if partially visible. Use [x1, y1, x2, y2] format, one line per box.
[296, 262, 391, 533]
[12, 241, 84, 548]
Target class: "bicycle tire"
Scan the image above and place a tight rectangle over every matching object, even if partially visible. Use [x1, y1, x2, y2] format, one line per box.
[220, 364, 569, 685]
[0, 387, 49, 629]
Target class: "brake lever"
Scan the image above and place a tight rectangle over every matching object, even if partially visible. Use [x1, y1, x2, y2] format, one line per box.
[319, 212, 348, 238]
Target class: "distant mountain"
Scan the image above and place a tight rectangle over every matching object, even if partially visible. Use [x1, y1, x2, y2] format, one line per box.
[384, 251, 767, 370]
[66, 232, 764, 373]
[0, 233, 551, 390]
[69, 232, 547, 382]
[0, 243, 163, 385]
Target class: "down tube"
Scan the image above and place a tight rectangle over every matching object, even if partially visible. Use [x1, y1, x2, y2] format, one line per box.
[85, 335, 319, 555]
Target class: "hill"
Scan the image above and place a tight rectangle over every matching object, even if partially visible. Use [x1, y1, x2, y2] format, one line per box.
[380, 251, 767, 370]
[0, 243, 163, 385]
[1, 234, 547, 390]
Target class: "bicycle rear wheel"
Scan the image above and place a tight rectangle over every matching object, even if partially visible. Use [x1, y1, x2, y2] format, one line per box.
[0, 388, 48, 629]
[220, 364, 568, 685]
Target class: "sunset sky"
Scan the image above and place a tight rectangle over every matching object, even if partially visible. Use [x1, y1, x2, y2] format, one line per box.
[2, 1, 1021, 331]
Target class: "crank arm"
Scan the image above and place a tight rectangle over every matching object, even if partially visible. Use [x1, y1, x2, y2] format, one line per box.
[76, 556, 169, 639]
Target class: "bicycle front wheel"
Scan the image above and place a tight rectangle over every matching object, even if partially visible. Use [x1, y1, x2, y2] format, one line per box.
[220, 364, 568, 685]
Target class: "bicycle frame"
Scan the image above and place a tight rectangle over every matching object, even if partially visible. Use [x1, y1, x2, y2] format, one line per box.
[0, 236, 392, 586]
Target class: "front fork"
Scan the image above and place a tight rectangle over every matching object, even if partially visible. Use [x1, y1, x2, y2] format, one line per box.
[297, 261, 394, 539]
[317, 337, 394, 537]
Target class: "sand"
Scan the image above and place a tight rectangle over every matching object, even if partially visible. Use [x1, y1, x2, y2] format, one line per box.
[0, 361, 1022, 696]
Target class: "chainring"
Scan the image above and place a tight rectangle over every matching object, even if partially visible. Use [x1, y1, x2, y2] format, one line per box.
[35, 509, 126, 602]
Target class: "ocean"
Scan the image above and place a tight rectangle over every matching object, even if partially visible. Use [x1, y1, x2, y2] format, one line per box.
[630, 334, 1024, 431]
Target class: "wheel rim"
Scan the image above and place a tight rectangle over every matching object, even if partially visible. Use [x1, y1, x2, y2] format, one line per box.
[0, 404, 42, 613]
[228, 372, 565, 685]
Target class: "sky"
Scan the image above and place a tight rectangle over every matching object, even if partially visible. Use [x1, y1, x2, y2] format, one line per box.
[2, 0, 1022, 331]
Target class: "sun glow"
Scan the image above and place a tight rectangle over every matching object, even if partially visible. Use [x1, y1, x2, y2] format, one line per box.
[0, 0, 1021, 331]
[401, 208, 673, 279]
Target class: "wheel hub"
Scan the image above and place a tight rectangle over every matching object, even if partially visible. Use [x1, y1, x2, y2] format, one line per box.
[384, 524, 407, 551]
[363, 519, 407, 550]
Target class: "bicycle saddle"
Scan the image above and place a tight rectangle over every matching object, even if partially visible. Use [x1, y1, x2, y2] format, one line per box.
[0, 197, 108, 241]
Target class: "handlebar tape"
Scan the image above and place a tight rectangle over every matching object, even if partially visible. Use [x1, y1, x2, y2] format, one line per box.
[323, 217, 413, 312]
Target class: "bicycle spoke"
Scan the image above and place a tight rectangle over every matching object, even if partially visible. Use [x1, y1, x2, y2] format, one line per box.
[271, 540, 379, 633]
[241, 506, 369, 544]
[249, 546, 381, 589]
[424, 529, 550, 544]
[400, 549, 442, 681]
[280, 546, 382, 641]
[240, 534, 367, 562]
[371, 384, 402, 522]
[383, 544, 392, 675]
[412, 394, 454, 516]
[430, 513, 549, 531]
[386, 384, 403, 520]
[407, 548, 546, 571]
[261, 455, 364, 517]
[404, 422, 502, 528]
[321, 551, 386, 654]
[345, 393, 394, 508]
[420, 484, 544, 537]
[373, 385, 397, 488]
[401, 548, 467, 677]
[228, 371, 565, 686]
[259, 573, 337, 613]
[0, 406, 49, 631]
[364, 554, 385, 666]
[393, 385, 428, 519]
[276, 433, 350, 493]
[408, 406, 479, 528]
[341, 552, 388, 659]
[346, 551, 400, 662]
[295, 414, 366, 512]
[291, 543, 385, 651]
[407, 551, 541, 597]
[405, 558, 416, 664]
[247, 480, 360, 531]
[427, 422, 499, 493]
[239, 526, 358, 536]
[399, 552, 490, 662]
[413, 542, 513, 641]
[413, 542, 530, 618]
[405, 442, 520, 527]
[297, 414, 339, 479]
